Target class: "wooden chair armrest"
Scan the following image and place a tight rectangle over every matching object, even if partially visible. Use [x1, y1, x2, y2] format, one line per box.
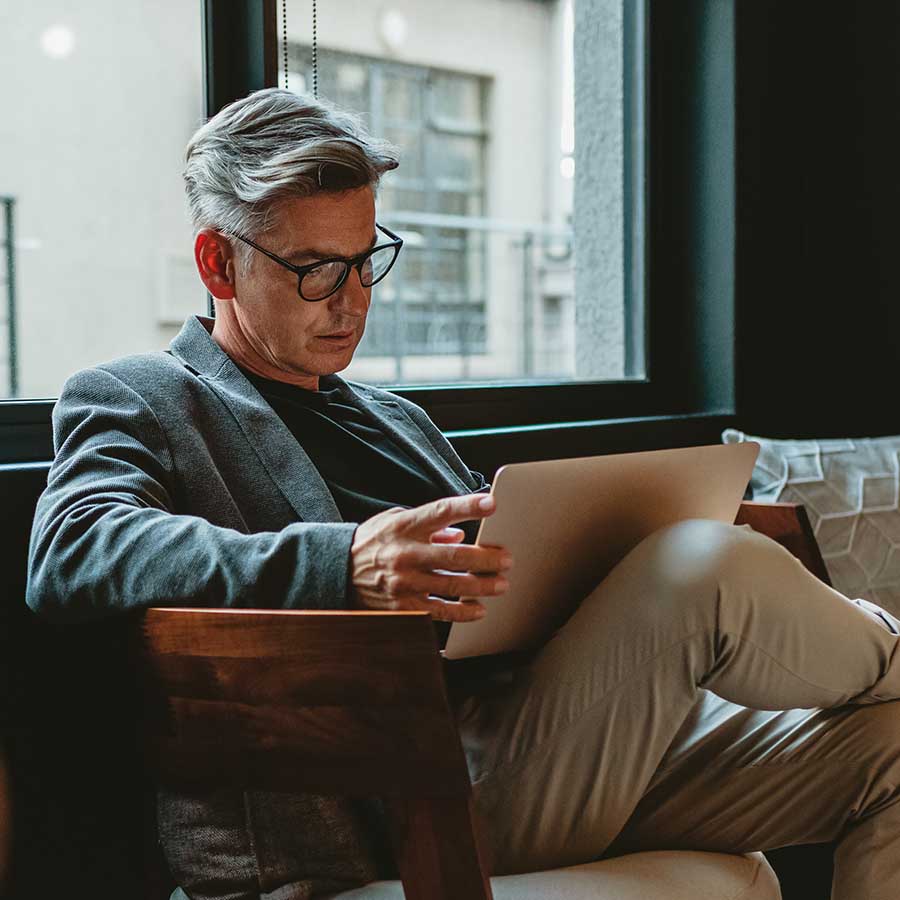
[133, 608, 468, 795]
[132, 607, 493, 900]
[735, 501, 831, 586]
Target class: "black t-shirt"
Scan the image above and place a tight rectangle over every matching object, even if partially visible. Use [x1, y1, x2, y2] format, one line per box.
[239, 368, 486, 540]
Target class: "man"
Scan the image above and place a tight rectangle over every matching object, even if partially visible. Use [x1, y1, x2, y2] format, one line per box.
[27, 89, 900, 900]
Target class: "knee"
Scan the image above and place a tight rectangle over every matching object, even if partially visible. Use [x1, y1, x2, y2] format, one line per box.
[640, 519, 759, 600]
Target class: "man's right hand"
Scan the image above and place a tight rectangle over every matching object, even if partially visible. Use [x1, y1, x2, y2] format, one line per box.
[349, 493, 512, 622]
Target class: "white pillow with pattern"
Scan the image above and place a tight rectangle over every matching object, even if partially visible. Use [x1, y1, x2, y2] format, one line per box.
[723, 429, 900, 616]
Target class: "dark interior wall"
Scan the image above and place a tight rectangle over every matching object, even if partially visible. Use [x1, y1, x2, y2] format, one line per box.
[736, 1, 900, 439]
[648, 0, 736, 417]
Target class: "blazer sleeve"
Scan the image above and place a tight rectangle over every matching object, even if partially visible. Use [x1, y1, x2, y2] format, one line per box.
[26, 367, 358, 623]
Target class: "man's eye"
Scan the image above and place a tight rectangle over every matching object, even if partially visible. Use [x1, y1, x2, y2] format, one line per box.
[306, 261, 342, 281]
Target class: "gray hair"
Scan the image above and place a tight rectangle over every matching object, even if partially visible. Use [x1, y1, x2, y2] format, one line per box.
[183, 88, 398, 248]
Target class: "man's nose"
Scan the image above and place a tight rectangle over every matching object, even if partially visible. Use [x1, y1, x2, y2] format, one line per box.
[330, 266, 370, 315]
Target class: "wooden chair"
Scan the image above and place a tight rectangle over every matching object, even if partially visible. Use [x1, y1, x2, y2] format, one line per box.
[734, 501, 831, 586]
[132, 503, 823, 899]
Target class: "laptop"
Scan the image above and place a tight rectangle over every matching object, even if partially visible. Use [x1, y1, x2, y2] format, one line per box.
[442, 441, 760, 660]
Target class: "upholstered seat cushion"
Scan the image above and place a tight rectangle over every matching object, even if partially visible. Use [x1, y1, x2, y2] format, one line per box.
[328, 850, 780, 899]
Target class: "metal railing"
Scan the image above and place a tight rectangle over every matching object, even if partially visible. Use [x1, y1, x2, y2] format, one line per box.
[0, 196, 17, 397]
[360, 211, 574, 383]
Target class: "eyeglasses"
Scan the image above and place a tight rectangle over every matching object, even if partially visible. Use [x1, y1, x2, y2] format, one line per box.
[232, 222, 404, 302]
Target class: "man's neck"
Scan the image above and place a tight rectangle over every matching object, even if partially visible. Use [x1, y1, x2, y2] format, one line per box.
[210, 308, 320, 391]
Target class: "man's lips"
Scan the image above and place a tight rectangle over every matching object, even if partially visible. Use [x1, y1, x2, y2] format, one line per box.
[317, 330, 354, 341]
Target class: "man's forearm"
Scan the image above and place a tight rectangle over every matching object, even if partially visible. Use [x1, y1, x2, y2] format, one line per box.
[27, 498, 357, 623]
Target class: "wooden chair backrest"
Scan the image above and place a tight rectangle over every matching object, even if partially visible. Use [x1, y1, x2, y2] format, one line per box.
[735, 501, 831, 586]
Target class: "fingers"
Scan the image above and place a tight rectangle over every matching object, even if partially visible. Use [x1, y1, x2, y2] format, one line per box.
[410, 595, 488, 623]
[350, 494, 507, 622]
[399, 569, 509, 601]
[406, 493, 495, 536]
[353, 589, 487, 622]
[372, 540, 511, 599]
[418, 542, 512, 574]
[429, 526, 467, 544]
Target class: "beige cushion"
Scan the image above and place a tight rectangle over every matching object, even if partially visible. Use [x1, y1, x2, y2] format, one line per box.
[328, 850, 780, 899]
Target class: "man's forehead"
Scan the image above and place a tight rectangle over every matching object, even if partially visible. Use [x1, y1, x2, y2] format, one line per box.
[271, 188, 376, 260]
[280, 230, 378, 263]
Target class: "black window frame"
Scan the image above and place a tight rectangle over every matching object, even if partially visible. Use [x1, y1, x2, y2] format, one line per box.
[0, 0, 739, 463]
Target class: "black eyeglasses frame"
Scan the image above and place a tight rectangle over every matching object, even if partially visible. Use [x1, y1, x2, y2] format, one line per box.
[232, 222, 404, 302]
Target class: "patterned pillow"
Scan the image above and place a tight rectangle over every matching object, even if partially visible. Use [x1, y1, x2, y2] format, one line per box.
[722, 429, 900, 615]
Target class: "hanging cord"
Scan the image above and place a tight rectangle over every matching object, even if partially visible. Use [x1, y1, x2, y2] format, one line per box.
[282, 0, 289, 89]
[311, 0, 318, 98]
[281, 0, 318, 97]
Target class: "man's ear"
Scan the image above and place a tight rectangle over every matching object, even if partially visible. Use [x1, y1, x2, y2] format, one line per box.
[194, 229, 237, 300]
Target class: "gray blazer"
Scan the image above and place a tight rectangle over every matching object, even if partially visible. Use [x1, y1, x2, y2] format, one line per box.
[26, 315, 485, 899]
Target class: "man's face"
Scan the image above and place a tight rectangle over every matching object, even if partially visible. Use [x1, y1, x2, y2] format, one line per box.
[229, 185, 376, 380]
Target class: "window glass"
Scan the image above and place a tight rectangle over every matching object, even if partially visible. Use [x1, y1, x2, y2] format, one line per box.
[430, 73, 483, 126]
[383, 126, 425, 180]
[0, 1, 204, 398]
[0, 1, 641, 399]
[282, 0, 641, 386]
[430, 133, 483, 188]
[383, 72, 422, 122]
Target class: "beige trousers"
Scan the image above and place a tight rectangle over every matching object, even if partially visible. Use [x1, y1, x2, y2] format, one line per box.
[456, 520, 900, 900]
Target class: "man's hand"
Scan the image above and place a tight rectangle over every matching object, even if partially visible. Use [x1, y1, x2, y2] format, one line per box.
[349, 493, 512, 622]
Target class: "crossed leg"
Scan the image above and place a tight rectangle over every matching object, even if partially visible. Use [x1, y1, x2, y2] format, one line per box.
[455, 520, 900, 899]
[604, 691, 900, 898]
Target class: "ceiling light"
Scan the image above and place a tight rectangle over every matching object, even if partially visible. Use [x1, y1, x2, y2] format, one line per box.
[40, 24, 76, 60]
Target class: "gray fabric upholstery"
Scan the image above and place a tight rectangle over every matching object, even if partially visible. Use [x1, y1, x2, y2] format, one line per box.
[723, 428, 900, 615]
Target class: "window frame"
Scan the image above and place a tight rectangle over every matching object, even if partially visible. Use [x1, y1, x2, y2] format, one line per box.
[0, 0, 738, 462]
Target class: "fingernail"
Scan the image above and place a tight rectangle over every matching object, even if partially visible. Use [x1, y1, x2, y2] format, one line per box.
[479, 495, 494, 510]
[495, 579, 509, 593]
[500, 555, 513, 569]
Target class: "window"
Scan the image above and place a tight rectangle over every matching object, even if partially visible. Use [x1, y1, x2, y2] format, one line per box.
[1, 1, 737, 460]
[281, 0, 636, 388]
[0, 2, 205, 400]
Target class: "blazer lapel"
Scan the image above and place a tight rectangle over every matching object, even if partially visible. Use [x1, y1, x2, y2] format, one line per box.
[333, 383, 473, 496]
[168, 315, 473, 521]
[169, 316, 342, 523]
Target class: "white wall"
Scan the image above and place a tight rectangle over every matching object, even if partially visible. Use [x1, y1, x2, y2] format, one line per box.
[0, 0, 204, 398]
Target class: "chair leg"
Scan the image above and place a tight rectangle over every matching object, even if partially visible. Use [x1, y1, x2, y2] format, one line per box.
[385, 794, 494, 900]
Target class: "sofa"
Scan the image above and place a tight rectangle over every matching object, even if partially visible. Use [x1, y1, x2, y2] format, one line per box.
[1, 461, 836, 899]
